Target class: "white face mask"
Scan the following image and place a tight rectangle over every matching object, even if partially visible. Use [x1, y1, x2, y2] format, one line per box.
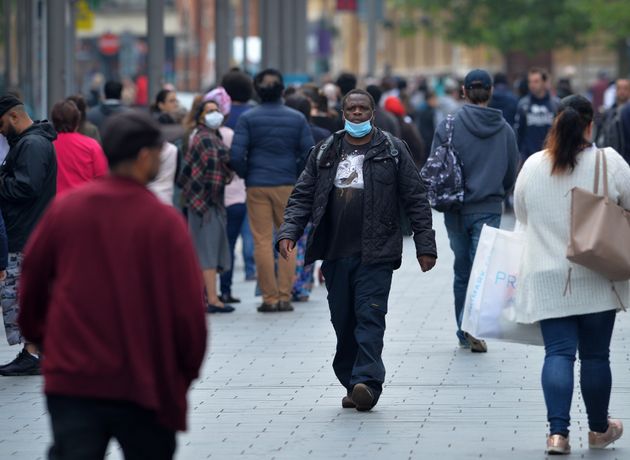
[204, 112, 224, 129]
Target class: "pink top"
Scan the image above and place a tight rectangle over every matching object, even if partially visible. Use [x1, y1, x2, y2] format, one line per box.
[219, 126, 247, 207]
[54, 132, 109, 196]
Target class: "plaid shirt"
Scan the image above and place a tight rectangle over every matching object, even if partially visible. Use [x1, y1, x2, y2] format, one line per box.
[178, 125, 230, 216]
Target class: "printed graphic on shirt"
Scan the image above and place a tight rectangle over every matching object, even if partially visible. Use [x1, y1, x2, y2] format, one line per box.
[334, 153, 365, 189]
[527, 104, 554, 127]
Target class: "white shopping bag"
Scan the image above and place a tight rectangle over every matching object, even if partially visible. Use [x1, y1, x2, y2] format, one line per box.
[461, 225, 543, 346]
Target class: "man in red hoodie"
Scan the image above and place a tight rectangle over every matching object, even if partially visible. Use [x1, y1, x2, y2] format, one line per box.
[18, 111, 207, 459]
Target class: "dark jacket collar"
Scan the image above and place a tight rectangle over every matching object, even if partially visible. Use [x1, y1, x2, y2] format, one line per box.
[322, 127, 388, 165]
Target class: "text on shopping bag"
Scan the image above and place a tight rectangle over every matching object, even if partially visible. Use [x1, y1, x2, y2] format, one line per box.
[494, 271, 517, 289]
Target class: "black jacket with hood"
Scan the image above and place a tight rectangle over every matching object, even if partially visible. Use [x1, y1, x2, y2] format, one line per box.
[431, 104, 519, 215]
[277, 128, 436, 268]
[0, 121, 57, 252]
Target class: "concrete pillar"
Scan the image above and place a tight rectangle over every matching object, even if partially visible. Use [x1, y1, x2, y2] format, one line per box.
[215, 0, 231, 84]
[260, 0, 308, 74]
[147, 0, 165, 106]
[280, 0, 294, 72]
[366, 0, 377, 77]
[294, 0, 307, 74]
[242, 0, 249, 71]
[47, 0, 66, 115]
[260, 0, 281, 69]
[66, 0, 77, 96]
[18, 0, 35, 106]
[2, 0, 11, 92]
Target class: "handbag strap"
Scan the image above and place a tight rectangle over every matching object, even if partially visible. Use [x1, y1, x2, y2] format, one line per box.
[593, 149, 609, 196]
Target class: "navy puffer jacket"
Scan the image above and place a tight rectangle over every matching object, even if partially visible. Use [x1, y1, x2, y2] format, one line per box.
[230, 102, 315, 186]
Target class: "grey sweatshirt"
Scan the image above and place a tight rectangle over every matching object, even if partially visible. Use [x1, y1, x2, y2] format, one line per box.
[430, 104, 519, 214]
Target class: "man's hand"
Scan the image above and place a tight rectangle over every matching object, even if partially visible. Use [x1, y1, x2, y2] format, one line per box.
[0, 270, 6, 281]
[278, 239, 296, 260]
[417, 255, 436, 273]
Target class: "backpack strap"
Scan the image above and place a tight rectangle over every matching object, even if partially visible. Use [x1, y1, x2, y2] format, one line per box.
[382, 131, 400, 166]
[316, 130, 345, 163]
[445, 114, 455, 145]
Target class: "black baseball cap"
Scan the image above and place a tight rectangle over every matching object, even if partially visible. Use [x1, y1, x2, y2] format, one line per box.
[464, 69, 493, 90]
[0, 95, 23, 118]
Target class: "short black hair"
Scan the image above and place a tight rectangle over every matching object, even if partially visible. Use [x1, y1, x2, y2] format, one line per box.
[341, 89, 375, 111]
[493, 72, 509, 86]
[221, 69, 254, 103]
[254, 68, 284, 87]
[102, 111, 163, 168]
[284, 94, 311, 121]
[104, 81, 123, 100]
[365, 85, 383, 105]
[336, 72, 357, 96]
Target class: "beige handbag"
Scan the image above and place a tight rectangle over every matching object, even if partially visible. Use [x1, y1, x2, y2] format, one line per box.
[567, 149, 630, 281]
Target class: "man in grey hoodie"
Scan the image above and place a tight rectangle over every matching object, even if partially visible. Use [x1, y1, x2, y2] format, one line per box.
[430, 69, 519, 352]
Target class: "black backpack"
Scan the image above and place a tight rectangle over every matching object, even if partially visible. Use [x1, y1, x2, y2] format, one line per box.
[420, 114, 464, 212]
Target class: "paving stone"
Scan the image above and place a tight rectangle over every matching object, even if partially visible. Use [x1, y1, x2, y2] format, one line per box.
[0, 212, 628, 459]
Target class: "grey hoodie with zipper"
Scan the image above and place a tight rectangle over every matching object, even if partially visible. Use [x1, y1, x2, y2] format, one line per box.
[430, 103, 519, 215]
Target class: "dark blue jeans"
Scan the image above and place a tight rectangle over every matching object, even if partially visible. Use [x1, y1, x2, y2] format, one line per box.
[444, 212, 501, 342]
[540, 310, 616, 437]
[220, 203, 247, 297]
[240, 212, 256, 279]
[321, 257, 394, 402]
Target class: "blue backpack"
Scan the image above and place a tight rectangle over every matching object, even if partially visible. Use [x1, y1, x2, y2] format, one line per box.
[420, 114, 464, 212]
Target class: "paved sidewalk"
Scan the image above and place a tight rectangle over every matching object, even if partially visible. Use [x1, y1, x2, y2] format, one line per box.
[0, 212, 628, 459]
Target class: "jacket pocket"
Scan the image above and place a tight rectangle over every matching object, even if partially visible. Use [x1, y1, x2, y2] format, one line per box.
[372, 156, 396, 185]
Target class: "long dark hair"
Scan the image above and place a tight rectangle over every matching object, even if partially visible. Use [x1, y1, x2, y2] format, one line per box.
[151, 89, 174, 113]
[544, 94, 593, 175]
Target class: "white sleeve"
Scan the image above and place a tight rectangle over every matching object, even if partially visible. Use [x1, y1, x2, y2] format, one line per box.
[514, 159, 533, 226]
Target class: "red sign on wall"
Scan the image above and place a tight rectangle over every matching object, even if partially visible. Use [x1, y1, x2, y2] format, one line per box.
[337, 0, 357, 11]
[98, 32, 120, 56]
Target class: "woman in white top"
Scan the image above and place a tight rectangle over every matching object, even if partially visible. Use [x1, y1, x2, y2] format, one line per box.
[147, 141, 178, 205]
[514, 95, 630, 454]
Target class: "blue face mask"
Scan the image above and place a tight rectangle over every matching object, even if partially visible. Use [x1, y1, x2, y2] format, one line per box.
[344, 118, 373, 138]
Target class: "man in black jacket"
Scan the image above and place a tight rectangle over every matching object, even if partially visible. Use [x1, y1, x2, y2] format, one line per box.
[0, 95, 57, 376]
[277, 89, 437, 412]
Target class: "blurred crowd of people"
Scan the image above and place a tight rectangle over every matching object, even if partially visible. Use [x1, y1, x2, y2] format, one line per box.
[2, 66, 626, 319]
[1, 63, 629, 457]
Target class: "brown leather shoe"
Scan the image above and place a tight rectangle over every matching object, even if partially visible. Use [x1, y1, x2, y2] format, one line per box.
[351, 383, 375, 412]
[257, 302, 278, 313]
[342, 395, 356, 409]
